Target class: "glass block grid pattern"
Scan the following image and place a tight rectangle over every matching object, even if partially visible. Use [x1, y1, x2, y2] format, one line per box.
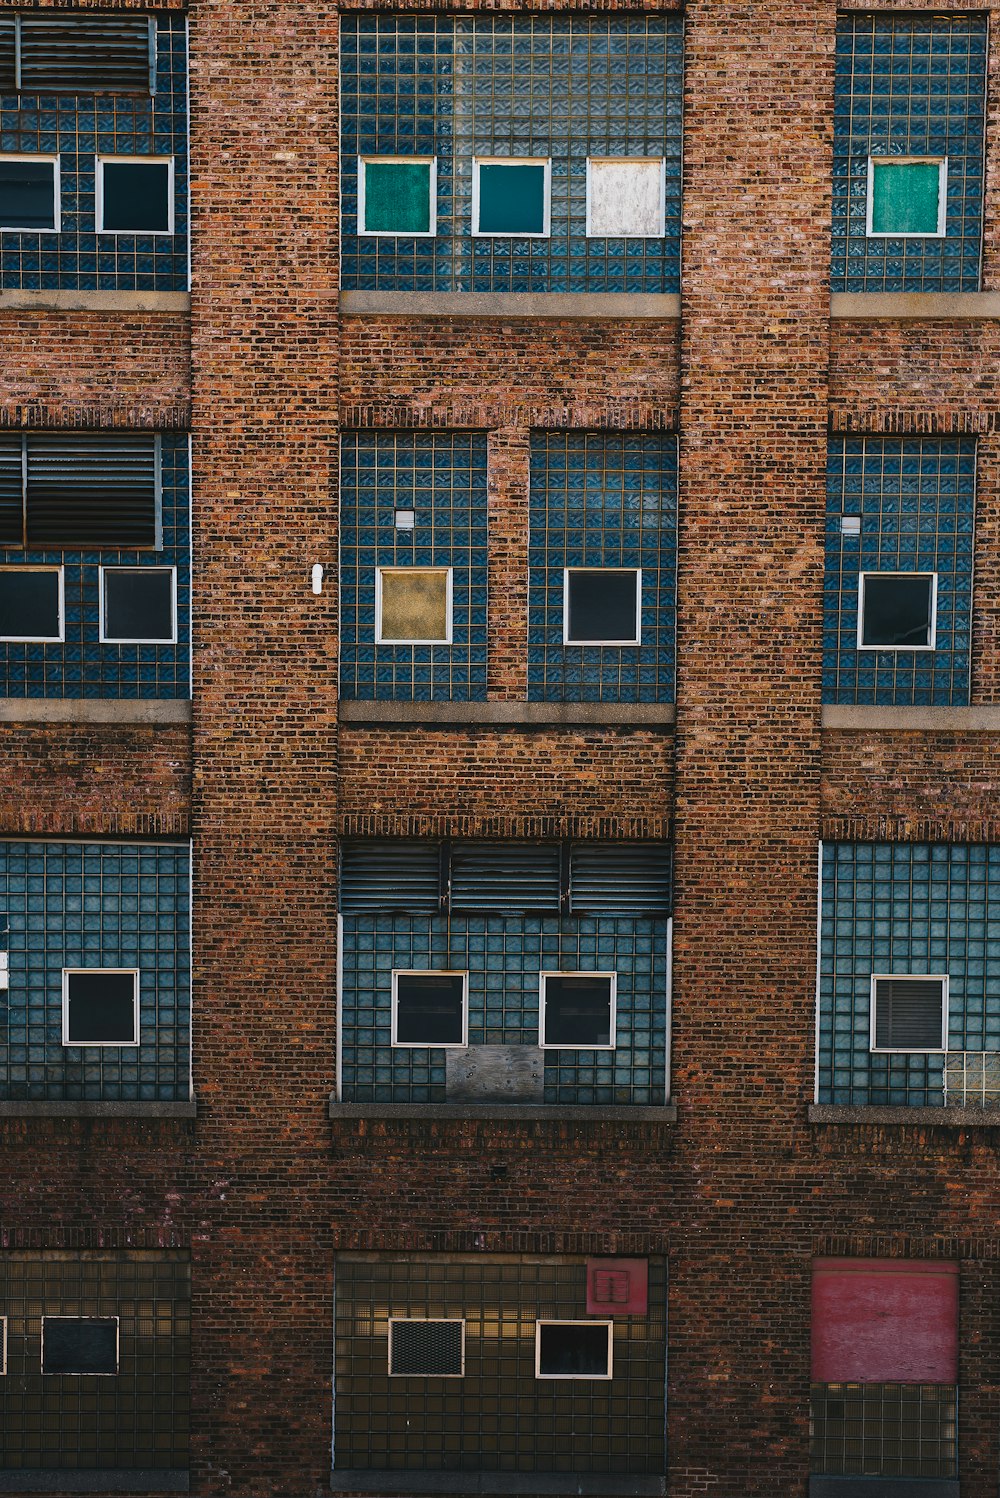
[0, 1251, 189, 1471]
[340, 914, 669, 1105]
[811, 1384, 956, 1479]
[0, 15, 187, 291]
[818, 842, 1000, 1108]
[528, 434, 675, 703]
[824, 438, 975, 707]
[0, 840, 190, 1102]
[832, 13, 986, 293]
[0, 433, 189, 698]
[340, 15, 682, 294]
[335, 1253, 666, 1474]
[340, 432, 488, 701]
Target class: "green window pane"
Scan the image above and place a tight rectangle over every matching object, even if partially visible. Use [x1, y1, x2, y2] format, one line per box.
[870, 161, 942, 236]
[363, 160, 431, 235]
[477, 163, 547, 235]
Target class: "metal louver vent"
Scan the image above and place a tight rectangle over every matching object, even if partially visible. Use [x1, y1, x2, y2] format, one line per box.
[18, 14, 154, 94]
[873, 976, 946, 1050]
[570, 842, 671, 915]
[388, 1319, 464, 1377]
[0, 16, 15, 91]
[451, 842, 561, 913]
[25, 434, 159, 548]
[0, 436, 23, 547]
[339, 841, 440, 913]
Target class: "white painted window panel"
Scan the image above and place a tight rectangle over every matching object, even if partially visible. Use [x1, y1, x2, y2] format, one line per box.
[587, 158, 664, 238]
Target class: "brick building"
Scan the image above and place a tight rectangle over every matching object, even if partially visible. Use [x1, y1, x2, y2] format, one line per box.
[0, 1, 997, 1495]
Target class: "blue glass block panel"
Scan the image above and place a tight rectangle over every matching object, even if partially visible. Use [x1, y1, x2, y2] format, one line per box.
[0, 840, 190, 1102]
[824, 437, 974, 707]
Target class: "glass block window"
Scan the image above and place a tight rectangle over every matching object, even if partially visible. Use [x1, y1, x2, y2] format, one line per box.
[528, 434, 676, 703]
[824, 438, 975, 707]
[817, 842, 1000, 1108]
[0, 432, 189, 698]
[0, 13, 187, 292]
[340, 15, 682, 294]
[334, 1253, 666, 1475]
[0, 1251, 189, 1473]
[340, 432, 487, 702]
[811, 1383, 957, 1479]
[0, 840, 190, 1103]
[832, 13, 986, 293]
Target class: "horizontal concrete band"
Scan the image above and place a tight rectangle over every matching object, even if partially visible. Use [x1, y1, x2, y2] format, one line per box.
[330, 1100, 676, 1123]
[0, 1473, 189, 1493]
[339, 700, 675, 727]
[831, 290, 1000, 319]
[809, 1103, 1000, 1127]
[809, 1480, 959, 1498]
[340, 291, 681, 319]
[0, 1101, 196, 1118]
[0, 290, 190, 313]
[332, 1471, 665, 1496]
[822, 704, 1000, 731]
[0, 698, 192, 724]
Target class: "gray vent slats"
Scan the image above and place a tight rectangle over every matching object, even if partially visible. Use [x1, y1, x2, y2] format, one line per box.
[874, 977, 945, 1050]
[0, 16, 15, 91]
[25, 433, 158, 548]
[451, 842, 561, 913]
[0, 436, 23, 546]
[340, 841, 440, 913]
[570, 842, 671, 915]
[18, 14, 153, 94]
[389, 1320, 463, 1377]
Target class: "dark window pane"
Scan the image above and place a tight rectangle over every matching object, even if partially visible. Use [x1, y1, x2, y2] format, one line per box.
[395, 974, 465, 1045]
[102, 568, 174, 641]
[42, 1318, 118, 1376]
[0, 159, 56, 229]
[100, 161, 170, 233]
[66, 971, 136, 1044]
[0, 570, 60, 639]
[544, 975, 613, 1047]
[874, 978, 944, 1050]
[477, 163, 546, 234]
[567, 569, 639, 643]
[390, 1320, 463, 1377]
[861, 574, 934, 648]
[538, 1323, 610, 1377]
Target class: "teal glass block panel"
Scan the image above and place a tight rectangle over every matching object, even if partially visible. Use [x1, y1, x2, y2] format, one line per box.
[363, 159, 432, 235]
[476, 163, 546, 235]
[870, 160, 941, 235]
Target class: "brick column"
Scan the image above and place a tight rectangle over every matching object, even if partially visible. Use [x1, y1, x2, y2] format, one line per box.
[487, 426, 530, 700]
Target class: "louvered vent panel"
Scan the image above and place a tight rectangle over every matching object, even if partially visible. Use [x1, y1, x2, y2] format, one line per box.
[570, 842, 671, 915]
[25, 434, 158, 548]
[18, 14, 153, 94]
[0, 15, 16, 91]
[874, 977, 945, 1050]
[389, 1320, 463, 1377]
[0, 436, 23, 547]
[451, 842, 561, 913]
[339, 841, 440, 913]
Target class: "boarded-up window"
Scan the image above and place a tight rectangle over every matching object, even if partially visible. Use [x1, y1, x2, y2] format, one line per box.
[587, 158, 665, 238]
[812, 1259, 958, 1384]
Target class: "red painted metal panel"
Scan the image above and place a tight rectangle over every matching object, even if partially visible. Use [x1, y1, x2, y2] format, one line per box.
[586, 1258, 648, 1315]
[812, 1258, 958, 1384]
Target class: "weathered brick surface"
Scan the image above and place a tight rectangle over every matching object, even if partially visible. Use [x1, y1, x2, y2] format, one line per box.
[830, 322, 1000, 435]
[822, 730, 1000, 843]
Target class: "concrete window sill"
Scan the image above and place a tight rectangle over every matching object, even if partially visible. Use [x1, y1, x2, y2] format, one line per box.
[809, 1479, 958, 1498]
[831, 290, 1000, 319]
[339, 291, 679, 319]
[331, 1470, 665, 1495]
[0, 1100, 196, 1119]
[809, 1103, 1000, 1127]
[330, 1100, 676, 1123]
[0, 1472, 188, 1493]
[0, 290, 190, 313]
[822, 705, 1000, 732]
[339, 701, 674, 727]
[0, 698, 192, 725]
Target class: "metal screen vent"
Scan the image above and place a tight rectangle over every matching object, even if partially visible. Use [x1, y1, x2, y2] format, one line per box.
[450, 842, 561, 913]
[340, 841, 440, 913]
[25, 434, 158, 548]
[593, 1270, 630, 1305]
[17, 14, 154, 94]
[570, 842, 671, 915]
[943, 1050, 1000, 1107]
[388, 1318, 464, 1377]
[873, 977, 945, 1050]
[0, 437, 23, 547]
[0, 16, 14, 91]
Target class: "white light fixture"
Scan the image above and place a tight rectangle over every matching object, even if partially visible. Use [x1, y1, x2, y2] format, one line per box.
[311, 564, 324, 595]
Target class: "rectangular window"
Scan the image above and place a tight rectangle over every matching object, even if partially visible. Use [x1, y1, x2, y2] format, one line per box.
[564, 567, 641, 646]
[540, 973, 616, 1050]
[61, 968, 140, 1048]
[858, 571, 936, 651]
[376, 566, 452, 645]
[0, 431, 161, 550]
[359, 157, 435, 237]
[0, 154, 59, 230]
[388, 1319, 465, 1377]
[0, 566, 64, 641]
[97, 155, 173, 234]
[535, 1321, 613, 1380]
[867, 156, 947, 238]
[473, 157, 551, 237]
[41, 1317, 120, 1376]
[392, 971, 468, 1047]
[871, 975, 947, 1054]
[586, 157, 665, 238]
[14, 13, 155, 94]
[99, 565, 176, 643]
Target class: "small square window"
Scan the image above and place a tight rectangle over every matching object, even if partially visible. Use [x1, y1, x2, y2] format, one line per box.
[535, 1321, 613, 1380]
[359, 157, 436, 237]
[858, 572, 936, 650]
[0, 155, 59, 231]
[586, 158, 665, 238]
[392, 970, 468, 1047]
[870, 975, 948, 1053]
[376, 566, 452, 644]
[473, 158, 550, 237]
[62, 969, 140, 1047]
[564, 568, 641, 645]
[100, 566, 176, 643]
[867, 157, 946, 238]
[97, 156, 173, 234]
[0, 566, 63, 641]
[41, 1317, 119, 1376]
[539, 972, 616, 1050]
[388, 1319, 465, 1377]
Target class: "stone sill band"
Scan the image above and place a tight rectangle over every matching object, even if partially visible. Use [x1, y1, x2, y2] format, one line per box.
[809, 1480, 959, 1498]
[0, 1473, 189, 1493]
[0, 698, 192, 724]
[822, 705, 1000, 731]
[0, 290, 190, 313]
[0, 1101, 196, 1118]
[330, 1100, 676, 1123]
[339, 291, 680, 318]
[331, 1471, 665, 1495]
[809, 1103, 1000, 1127]
[339, 701, 675, 727]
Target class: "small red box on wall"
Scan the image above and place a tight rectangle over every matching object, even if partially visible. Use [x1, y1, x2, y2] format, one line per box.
[586, 1258, 648, 1315]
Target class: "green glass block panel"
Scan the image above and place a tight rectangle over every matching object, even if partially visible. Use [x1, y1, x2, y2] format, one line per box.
[477, 163, 546, 235]
[363, 160, 431, 235]
[870, 161, 942, 235]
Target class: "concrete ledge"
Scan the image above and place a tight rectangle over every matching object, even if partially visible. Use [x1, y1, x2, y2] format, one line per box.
[0, 698, 192, 725]
[822, 704, 1000, 732]
[809, 1479, 958, 1498]
[330, 1100, 676, 1123]
[339, 701, 675, 727]
[0, 290, 190, 313]
[831, 289, 1000, 319]
[331, 1471, 665, 1495]
[339, 291, 680, 319]
[0, 1100, 196, 1118]
[0, 1472, 189, 1493]
[809, 1103, 1000, 1126]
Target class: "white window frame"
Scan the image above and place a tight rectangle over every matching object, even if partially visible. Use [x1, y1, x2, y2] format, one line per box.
[0, 153, 60, 231]
[538, 970, 617, 1051]
[534, 1319, 614, 1380]
[387, 1317, 465, 1378]
[472, 156, 552, 239]
[857, 570, 938, 652]
[95, 154, 175, 235]
[61, 968, 140, 1048]
[98, 564, 178, 644]
[375, 565, 453, 645]
[869, 973, 949, 1054]
[563, 567, 642, 646]
[585, 156, 666, 239]
[40, 1316, 120, 1376]
[391, 968, 469, 1049]
[358, 155, 437, 238]
[866, 155, 948, 239]
[0, 564, 64, 642]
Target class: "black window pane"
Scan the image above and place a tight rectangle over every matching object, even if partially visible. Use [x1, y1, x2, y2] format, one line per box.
[861, 574, 934, 648]
[544, 975, 613, 1046]
[874, 978, 944, 1050]
[103, 568, 173, 641]
[0, 570, 60, 639]
[0, 160, 56, 229]
[66, 971, 136, 1044]
[101, 161, 170, 233]
[538, 1323, 609, 1377]
[42, 1318, 118, 1376]
[396, 974, 465, 1044]
[567, 569, 639, 643]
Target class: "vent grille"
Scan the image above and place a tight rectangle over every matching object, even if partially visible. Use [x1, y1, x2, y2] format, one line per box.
[389, 1319, 464, 1377]
[873, 976, 945, 1050]
[340, 841, 440, 913]
[570, 842, 671, 914]
[0, 436, 23, 547]
[592, 1270, 631, 1305]
[17, 14, 153, 94]
[451, 842, 561, 912]
[0, 16, 14, 91]
[12, 433, 159, 549]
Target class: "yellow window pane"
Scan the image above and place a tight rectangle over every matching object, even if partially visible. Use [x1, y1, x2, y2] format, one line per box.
[378, 568, 450, 643]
